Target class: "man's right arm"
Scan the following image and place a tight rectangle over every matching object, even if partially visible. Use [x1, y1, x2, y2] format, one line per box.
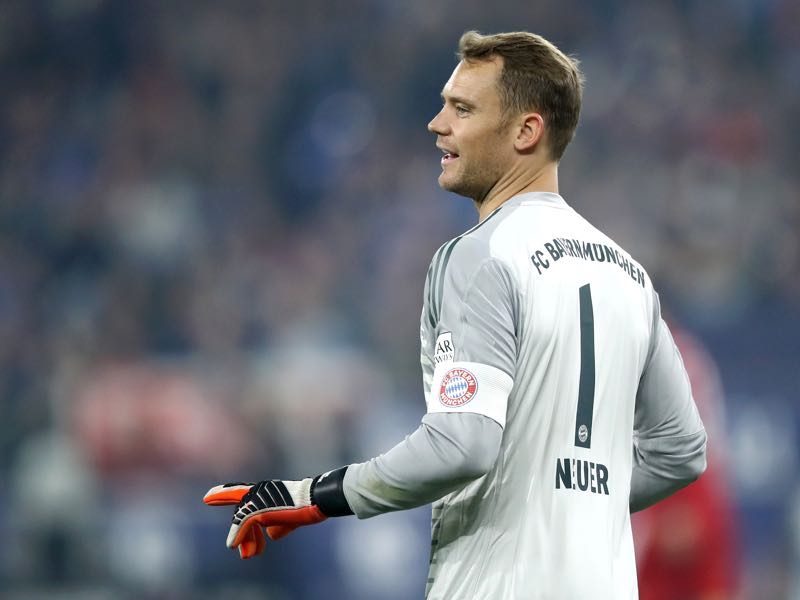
[631, 294, 707, 513]
[343, 411, 503, 518]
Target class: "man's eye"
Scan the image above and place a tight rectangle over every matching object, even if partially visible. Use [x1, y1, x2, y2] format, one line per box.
[455, 105, 469, 116]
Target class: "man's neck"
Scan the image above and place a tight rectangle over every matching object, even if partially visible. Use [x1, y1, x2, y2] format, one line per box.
[475, 162, 559, 222]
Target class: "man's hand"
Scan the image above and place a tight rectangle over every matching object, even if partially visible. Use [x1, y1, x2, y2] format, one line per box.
[204, 478, 327, 559]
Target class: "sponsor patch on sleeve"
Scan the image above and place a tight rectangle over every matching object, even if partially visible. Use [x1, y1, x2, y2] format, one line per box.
[434, 332, 454, 366]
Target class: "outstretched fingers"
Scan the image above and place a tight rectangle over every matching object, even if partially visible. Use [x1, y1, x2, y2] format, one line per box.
[237, 523, 267, 559]
[266, 524, 297, 540]
[203, 482, 254, 506]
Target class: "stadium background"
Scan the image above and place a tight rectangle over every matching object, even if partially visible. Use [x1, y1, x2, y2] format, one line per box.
[0, 1, 798, 598]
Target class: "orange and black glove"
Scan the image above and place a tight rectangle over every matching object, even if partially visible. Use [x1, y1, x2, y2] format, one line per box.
[204, 467, 352, 559]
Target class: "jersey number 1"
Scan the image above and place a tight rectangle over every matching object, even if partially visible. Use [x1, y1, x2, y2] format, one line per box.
[574, 284, 595, 448]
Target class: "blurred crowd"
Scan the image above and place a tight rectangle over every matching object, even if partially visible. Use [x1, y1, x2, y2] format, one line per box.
[0, 0, 798, 598]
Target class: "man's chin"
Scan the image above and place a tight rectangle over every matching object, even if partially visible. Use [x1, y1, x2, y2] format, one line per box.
[438, 175, 473, 199]
[438, 171, 459, 191]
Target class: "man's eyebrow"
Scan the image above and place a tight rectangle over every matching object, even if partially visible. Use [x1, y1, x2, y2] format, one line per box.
[440, 92, 475, 107]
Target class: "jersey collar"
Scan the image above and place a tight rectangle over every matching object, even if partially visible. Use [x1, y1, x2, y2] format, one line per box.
[502, 191, 568, 209]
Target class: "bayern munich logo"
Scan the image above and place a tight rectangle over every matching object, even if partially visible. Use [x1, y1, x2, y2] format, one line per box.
[439, 368, 478, 407]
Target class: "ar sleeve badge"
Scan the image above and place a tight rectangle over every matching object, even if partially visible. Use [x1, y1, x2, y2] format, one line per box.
[434, 332, 454, 366]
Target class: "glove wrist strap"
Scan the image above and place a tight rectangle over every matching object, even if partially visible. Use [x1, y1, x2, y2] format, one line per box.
[311, 466, 354, 517]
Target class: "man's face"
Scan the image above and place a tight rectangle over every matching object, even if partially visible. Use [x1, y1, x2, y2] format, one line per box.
[428, 58, 514, 201]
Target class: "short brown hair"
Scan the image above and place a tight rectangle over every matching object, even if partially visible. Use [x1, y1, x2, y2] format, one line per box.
[458, 30, 584, 161]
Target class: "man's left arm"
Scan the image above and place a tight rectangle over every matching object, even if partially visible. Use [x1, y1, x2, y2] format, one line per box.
[630, 293, 707, 512]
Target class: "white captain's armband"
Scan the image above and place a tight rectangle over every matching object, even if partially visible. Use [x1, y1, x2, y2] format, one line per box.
[426, 361, 513, 428]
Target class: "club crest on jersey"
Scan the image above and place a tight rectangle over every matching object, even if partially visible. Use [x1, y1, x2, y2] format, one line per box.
[439, 368, 477, 407]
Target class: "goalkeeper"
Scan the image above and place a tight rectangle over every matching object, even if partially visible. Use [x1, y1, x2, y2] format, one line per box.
[206, 31, 706, 599]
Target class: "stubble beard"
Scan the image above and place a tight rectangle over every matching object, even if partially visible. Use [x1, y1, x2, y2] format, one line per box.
[439, 124, 511, 204]
[439, 153, 503, 204]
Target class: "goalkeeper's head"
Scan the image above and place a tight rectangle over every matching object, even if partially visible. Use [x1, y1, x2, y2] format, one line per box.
[428, 31, 584, 203]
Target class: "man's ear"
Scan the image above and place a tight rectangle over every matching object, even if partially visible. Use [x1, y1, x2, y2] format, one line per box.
[514, 112, 545, 152]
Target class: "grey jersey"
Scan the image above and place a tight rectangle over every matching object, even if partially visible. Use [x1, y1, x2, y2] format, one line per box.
[344, 192, 706, 600]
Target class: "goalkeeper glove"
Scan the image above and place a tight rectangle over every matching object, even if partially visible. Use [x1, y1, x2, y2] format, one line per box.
[204, 466, 353, 559]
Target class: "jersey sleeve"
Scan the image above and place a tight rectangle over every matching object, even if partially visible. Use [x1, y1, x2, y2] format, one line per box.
[342, 412, 503, 519]
[630, 291, 708, 511]
[425, 237, 517, 428]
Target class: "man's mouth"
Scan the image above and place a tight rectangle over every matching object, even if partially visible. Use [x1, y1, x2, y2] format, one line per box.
[440, 151, 460, 165]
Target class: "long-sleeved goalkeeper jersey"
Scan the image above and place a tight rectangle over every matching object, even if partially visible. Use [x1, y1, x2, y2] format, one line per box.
[343, 192, 707, 599]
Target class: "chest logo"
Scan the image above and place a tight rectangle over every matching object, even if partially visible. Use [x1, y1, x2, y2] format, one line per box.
[439, 368, 478, 407]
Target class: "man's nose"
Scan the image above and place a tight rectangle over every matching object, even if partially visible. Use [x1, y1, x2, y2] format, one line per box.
[428, 109, 448, 135]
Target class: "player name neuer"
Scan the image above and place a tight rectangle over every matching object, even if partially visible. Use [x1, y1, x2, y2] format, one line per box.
[555, 458, 610, 495]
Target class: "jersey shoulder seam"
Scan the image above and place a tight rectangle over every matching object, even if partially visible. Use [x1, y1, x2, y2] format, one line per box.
[426, 204, 510, 330]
